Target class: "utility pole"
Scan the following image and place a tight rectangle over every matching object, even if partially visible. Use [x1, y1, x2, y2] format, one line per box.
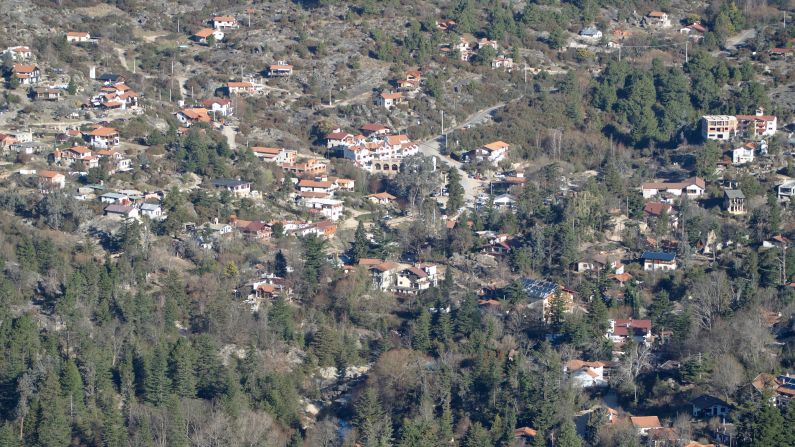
[132, 56, 135, 74]
[177, 16, 180, 34]
[618, 45, 621, 62]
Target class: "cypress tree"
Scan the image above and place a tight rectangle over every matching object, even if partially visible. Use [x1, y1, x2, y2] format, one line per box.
[351, 221, 369, 264]
[447, 168, 465, 213]
[274, 250, 288, 278]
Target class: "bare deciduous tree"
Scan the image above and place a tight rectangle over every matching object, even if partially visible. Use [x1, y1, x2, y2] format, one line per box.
[617, 342, 652, 403]
[690, 271, 737, 332]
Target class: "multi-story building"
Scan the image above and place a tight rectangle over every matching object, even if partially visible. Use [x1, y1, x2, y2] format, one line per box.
[701, 115, 738, 141]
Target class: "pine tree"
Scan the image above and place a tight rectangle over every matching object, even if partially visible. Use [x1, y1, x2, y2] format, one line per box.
[166, 395, 189, 447]
[101, 401, 128, 447]
[439, 400, 454, 445]
[302, 234, 326, 288]
[587, 296, 609, 336]
[311, 326, 338, 367]
[60, 359, 85, 421]
[0, 424, 18, 447]
[193, 335, 226, 400]
[269, 295, 294, 341]
[66, 77, 77, 95]
[741, 401, 785, 447]
[532, 429, 546, 447]
[463, 422, 492, 447]
[556, 420, 582, 447]
[351, 221, 369, 264]
[169, 338, 196, 398]
[411, 309, 431, 353]
[432, 308, 453, 346]
[354, 388, 392, 447]
[36, 370, 71, 447]
[145, 344, 171, 406]
[274, 250, 288, 278]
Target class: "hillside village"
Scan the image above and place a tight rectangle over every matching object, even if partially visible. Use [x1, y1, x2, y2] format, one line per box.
[0, 0, 793, 446]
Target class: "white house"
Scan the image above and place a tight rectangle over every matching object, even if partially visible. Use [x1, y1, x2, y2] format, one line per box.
[691, 395, 731, 419]
[212, 16, 239, 30]
[642, 251, 677, 271]
[3, 46, 32, 61]
[212, 179, 252, 197]
[376, 92, 403, 110]
[201, 98, 233, 117]
[566, 360, 608, 388]
[193, 28, 224, 44]
[646, 11, 671, 28]
[86, 127, 120, 148]
[66, 32, 91, 43]
[12, 64, 40, 85]
[140, 203, 164, 219]
[251, 147, 296, 164]
[100, 192, 129, 204]
[777, 180, 795, 200]
[394, 265, 439, 294]
[579, 27, 603, 41]
[732, 143, 755, 165]
[607, 319, 653, 345]
[465, 140, 510, 164]
[299, 197, 343, 221]
[641, 177, 705, 199]
[736, 108, 777, 138]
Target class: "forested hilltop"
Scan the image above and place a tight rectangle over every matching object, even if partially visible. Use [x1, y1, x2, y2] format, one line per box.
[0, 0, 793, 446]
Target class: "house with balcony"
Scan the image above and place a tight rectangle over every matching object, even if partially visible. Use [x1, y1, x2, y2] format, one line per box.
[12, 64, 40, 85]
[252, 147, 296, 164]
[723, 189, 746, 215]
[85, 127, 120, 148]
[736, 108, 777, 138]
[394, 265, 439, 294]
[299, 197, 343, 221]
[201, 97, 233, 117]
[778, 180, 795, 200]
[268, 62, 293, 77]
